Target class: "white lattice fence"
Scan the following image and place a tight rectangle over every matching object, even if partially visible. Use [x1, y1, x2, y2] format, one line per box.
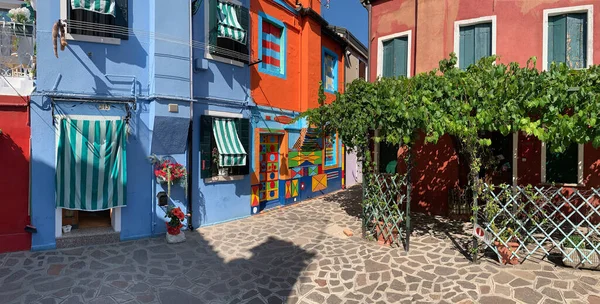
[363, 173, 410, 249]
[478, 184, 600, 268]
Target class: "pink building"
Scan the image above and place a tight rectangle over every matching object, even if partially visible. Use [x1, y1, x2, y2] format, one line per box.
[368, 0, 600, 215]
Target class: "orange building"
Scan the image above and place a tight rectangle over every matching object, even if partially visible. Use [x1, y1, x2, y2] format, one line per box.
[248, 0, 346, 214]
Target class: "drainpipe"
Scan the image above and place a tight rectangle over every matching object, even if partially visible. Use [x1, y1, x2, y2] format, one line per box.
[360, 0, 371, 81]
[413, 0, 418, 77]
[187, 0, 194, 230]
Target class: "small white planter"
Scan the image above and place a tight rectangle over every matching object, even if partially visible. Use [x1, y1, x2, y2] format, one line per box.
[166, 232, 186, 244]
[562, 246, 600, 269]
[62, 225, 72, 233]
[218, 167, 228, 176]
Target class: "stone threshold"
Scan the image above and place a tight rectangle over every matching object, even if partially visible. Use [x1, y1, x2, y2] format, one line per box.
[56, 227, 120, 249]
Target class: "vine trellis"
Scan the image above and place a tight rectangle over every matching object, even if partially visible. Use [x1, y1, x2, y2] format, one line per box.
[301, 53, 600, 254]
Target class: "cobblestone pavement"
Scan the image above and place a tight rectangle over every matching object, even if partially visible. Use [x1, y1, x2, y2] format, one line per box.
[2, 186, 600, 304]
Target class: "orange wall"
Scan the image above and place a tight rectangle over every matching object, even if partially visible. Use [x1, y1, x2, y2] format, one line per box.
[250, 0, 344, 112]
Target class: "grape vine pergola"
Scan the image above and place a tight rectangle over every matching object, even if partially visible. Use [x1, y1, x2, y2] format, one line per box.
[301, 53, 600, 252]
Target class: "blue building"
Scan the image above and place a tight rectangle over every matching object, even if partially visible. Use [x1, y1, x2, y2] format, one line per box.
[30, 0, 193, 250]
[190, 0, 254, 227]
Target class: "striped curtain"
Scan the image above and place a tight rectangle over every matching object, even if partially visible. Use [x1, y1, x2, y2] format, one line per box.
[71, 0, 115, 16]
[217, 2, 246, 44]
[213, 118, 247, 167]
[56, 119, 127, 211]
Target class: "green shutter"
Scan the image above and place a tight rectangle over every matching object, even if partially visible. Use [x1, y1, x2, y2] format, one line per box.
[474, 23, 492, 62]
[232, 118, 250, 175]
[200, 116, 213, 179]
[459, 25, 474, 69]
[546, 143, 578, 184]
[382, 40, 394, 78]
[566, 13, 587, 69]
[460, 23, 491, 69]
[240, 6, 249, 35]
[393, 37, 408, 77]
[548, 15, 567, 68]
[209, 0, 218, 47]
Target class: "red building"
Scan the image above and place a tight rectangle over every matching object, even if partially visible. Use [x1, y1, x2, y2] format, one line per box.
[368, 0, 600, 215]
[0, 95, 31, 253]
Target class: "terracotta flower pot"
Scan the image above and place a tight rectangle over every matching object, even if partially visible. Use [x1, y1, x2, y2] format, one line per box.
[374, 220, 401, 246]
[494, 241, 520, 265]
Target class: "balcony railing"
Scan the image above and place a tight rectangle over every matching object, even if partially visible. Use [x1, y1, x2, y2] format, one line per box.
[0, 21, 35, 79]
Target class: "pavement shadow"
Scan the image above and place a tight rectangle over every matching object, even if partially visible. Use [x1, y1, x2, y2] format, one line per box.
[322, 185, 363, 219]
[160, 231, 316, 303]
[410, 213, 474, 261]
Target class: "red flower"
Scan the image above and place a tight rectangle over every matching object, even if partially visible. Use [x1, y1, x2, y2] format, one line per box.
[172, 208, 185, 221]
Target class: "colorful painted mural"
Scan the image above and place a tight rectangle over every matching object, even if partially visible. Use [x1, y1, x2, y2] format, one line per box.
[249, 110, 343, 214]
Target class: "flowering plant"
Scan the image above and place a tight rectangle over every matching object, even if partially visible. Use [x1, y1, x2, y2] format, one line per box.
[149, 155, 187, 186]
[212, 147, 220, 165]
[165, 206, 185, 235]
[8, 7, 31, 23]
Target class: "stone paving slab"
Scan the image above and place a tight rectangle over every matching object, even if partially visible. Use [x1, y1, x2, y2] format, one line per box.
[1, 186, 600, 303]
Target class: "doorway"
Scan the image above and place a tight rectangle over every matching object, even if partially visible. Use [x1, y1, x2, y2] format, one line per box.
[259, 134, 282, 204]
[62, 209, 112, 229]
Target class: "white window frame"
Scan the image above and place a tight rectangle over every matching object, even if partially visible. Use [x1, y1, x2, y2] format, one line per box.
[60, 0, 121, 45]
[376, 30, 412, 78]
[540, 142, 584, 186]
[453, 15, 497, 68]
[542, 5, 594, 71]
[204, 0, 245, 67]
[539, 5, 591, 186]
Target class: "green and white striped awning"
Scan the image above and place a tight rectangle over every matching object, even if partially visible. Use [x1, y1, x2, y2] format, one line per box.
[213, 118, 247, 167]
[217, 1, 246, 45]
[71, 0, 115, 16]
[56, 119, 127, 211]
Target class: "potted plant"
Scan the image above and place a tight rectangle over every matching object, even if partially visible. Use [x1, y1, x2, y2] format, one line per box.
[151, 158, 187, 186]
[493, 226, 521, 265]
[212, 147, 228, 176]
[482, 190, 521, 265]
[562, 233, 600, 269]
[165, 206, 186, 243]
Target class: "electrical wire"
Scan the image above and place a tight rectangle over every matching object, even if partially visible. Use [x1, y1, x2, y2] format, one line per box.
[50, 19, 252, 62]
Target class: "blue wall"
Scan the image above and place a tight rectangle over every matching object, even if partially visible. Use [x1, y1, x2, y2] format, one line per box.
[31, 0, 193, 250]
[189, 0, 254, 228]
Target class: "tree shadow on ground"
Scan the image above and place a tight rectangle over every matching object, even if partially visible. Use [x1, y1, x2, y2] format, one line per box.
[322, 185, 363, 219]
[409, 213, 474, 261]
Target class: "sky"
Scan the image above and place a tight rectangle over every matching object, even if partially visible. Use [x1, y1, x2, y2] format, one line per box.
[321, 0, 368, 47]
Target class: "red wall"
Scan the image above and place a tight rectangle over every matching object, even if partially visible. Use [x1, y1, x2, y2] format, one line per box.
[0, 96, 31, 252]
[371, 0, 600, 215]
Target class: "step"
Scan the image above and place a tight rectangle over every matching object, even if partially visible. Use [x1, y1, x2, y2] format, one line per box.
[56, 227, 120, 249]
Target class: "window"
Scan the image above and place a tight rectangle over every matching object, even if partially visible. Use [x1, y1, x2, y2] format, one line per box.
[359, 60, 367, 80]
[548, 13, 587, 69]
[200, 115, 250, 179]
[0, 9, 9, 22]
[322, 47, 338, 93]
[382, 37, 408, 77]
[65, 0, 129, 41]
[324, 133, 337, 167]
[258, 13, 286, 78]
[458, 23, 492, 69]
[377, 30, 411, 78]
[208, 0, 249, 64]
[545, 144, 579, 184]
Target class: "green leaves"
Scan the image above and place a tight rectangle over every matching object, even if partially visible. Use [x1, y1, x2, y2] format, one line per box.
[301, 53, 600, 172]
